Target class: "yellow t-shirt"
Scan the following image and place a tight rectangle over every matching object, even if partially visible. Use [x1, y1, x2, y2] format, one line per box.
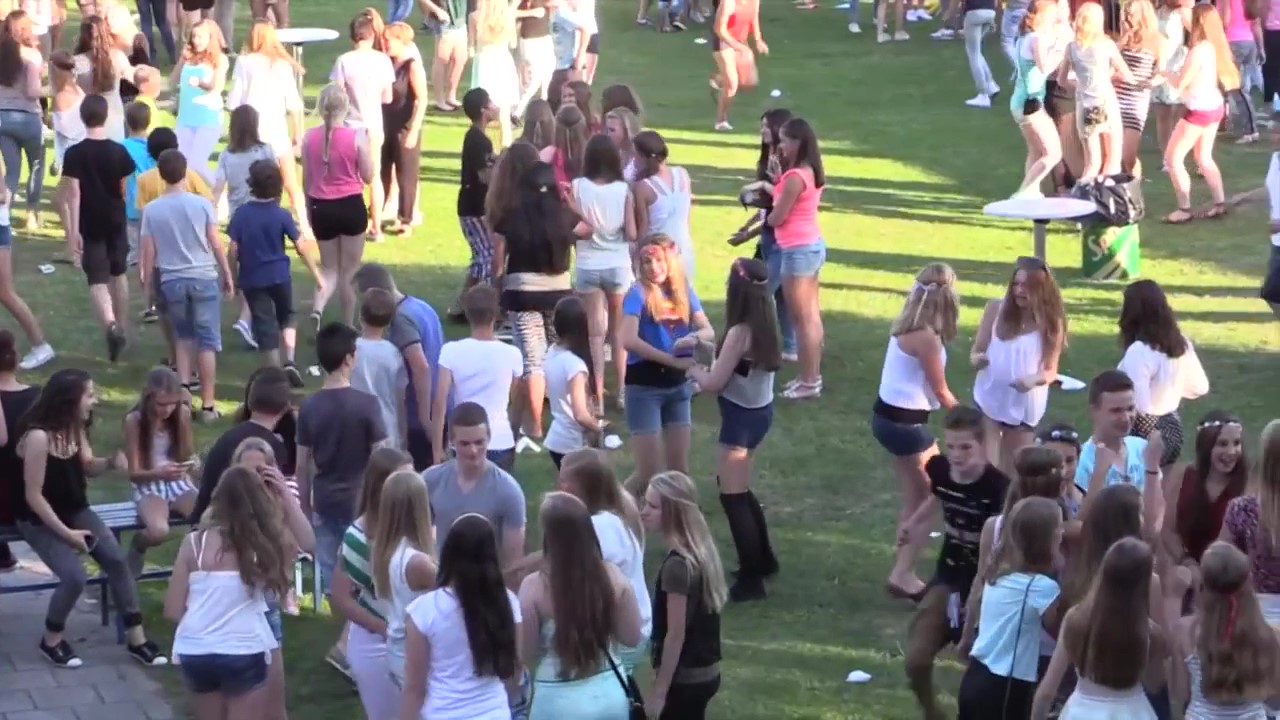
[135, 169, 212, 212]
[134, 95, 175, 134]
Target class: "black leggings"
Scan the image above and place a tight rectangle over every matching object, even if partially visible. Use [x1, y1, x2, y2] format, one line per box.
[956, 659, 1035, 720]
[381, 127, 422, 224]
[1265, 29, 1280, 105]
[659, 676, 721, 719]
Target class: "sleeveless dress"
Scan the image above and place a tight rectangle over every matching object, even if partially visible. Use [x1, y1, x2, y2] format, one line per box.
[528, 619, 629, 720]
[1153, 9, 1187, 105]
[131, 429, 197, 503]
[471, 34, 519, 110]
[1068, 41, 1124, 138]
[1116, 47, 1157, 132]
[642, 167, 694, 280]
[973, 317, 1049, 428]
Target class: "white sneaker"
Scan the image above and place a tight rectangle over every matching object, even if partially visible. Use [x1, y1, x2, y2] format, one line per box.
[894, 30, 910, 40]
[986, 83, 1001, 97]
[877, 31, 892, 43]
[930, 27, 955, 39]
[1011, 188, 1045, 200]
[233, 319, 259, 350]
[965, 94, 991, 108]
[714, 121, 733, 131]
[914, 8, 932, 19]
[906, 8, 919, 20]
[18, 343, 54, 370]
[848, 21, 861, 33]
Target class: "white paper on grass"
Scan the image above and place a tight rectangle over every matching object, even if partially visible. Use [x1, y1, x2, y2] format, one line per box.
[603, 434, 623, 450]
[307, 365, 322, 377]
[694, 37, 708, 44]
[37, 264, 55, 275]
[770, 89, 783, 98]
[929, 531, 942, 538]
[846, 671, 872, 683]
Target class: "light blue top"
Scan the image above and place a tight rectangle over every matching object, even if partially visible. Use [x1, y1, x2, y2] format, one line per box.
[177, 63, 224, 128]
[1074, 436, 1150, 492]
[1010, 33, 1049, 115]
[971, 572, 1060, 682]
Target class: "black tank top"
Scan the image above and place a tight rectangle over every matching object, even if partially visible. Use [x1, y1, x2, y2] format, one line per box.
[383, 57, 418, 135]
[14, 435, 89, 524]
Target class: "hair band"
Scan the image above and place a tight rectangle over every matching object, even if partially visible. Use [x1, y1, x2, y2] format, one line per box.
[1198, 420, 1242, 430]
[733, 260, 767, 285]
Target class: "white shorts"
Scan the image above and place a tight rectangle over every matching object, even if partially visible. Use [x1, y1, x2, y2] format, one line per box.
[132, 477, 197, 504]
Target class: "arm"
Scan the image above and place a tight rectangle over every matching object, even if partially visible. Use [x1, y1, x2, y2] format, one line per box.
[619, 314, 692, 369]
[958, 519, 997, 656]
[205, 56, 229, 95]
[288, 232, 324, 288]
[490, 231, 507, 283]
[970, 300, 1000, 367]
[1181, 342, 1210, 400]
[764, 174, 803, 228]
[1020, 331, 1062, 390]
[404, 553, 438, 592]
[430, 366, 452, 465]
[500, 481, 528, 578]
[1142, 434, 1166, 535]
[65, 178, 81, 249]
[517, 579, 542, 672]
[686, 325, 748, 395]
[295, 444, 313, 517]
[397, 619, 430, 720]
[650, 592, 688, 714]
[1031, 34, 1066, 74]
[403, 344, 433, 441]
[566, 372, 603, 432]
[22, 56, 41, 98]
[139, 223, 155, 288]
[330, 563, 388, 636]
[169, 57, 185, 89]
[1109, 42, 1136, 85]
[632, 182, 652, 243]
[406, 59, 428, 147]
[21, 431, 89, 549]
[1030, 632, 1074, 720]
[502, 524, 527, 578]
[906, 330, 959, 409]
[611, 575, 644, 648]
[208, 219, 234, 297]
[162, 537, 193, 622]
[623, 188, 637, 243]
[356, 130, 375, 185]
[1160, 466, 1188, 564]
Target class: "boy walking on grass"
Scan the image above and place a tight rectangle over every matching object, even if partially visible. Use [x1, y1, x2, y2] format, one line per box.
[131, 66, 174, 134]
[228, 159, 323, 387]
[450, 87, 498, 321]
[139, 149, 235, 423]
[351, 287, 408, 450]
[121, 102, 159, 323]
[63, 95, 138, 362]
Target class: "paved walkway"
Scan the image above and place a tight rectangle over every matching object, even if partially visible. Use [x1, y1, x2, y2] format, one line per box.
[0, 545, 175, 720]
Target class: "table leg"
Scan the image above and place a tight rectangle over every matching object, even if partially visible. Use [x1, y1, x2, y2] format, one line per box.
[1033, 220, 1049, 260]
[291, 44, 304, 99]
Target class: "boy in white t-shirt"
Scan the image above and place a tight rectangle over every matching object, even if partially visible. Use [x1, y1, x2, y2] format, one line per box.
[431, 285, 522, 470]
[350, 288, 408, 448]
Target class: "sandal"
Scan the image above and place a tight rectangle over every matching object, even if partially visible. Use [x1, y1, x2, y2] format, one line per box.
[1163, 207, 1194, 225]
[1202, 202, 1228, 219]
[885, 582, 928, 604]
[782, 380, 822, 400]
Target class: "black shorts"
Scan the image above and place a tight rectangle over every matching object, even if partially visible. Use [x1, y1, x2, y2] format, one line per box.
[81, 231, 128, 286]
[586, 33, 600, 54]
[180, 0, 215, 10]
[244, 280, 294, 352]
[1045, 79, 1076, 120]
[306, 194, 368, 241]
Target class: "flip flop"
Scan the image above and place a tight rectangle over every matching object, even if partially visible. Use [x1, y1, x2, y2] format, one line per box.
[1202, 202, 1228, 219]
[1163, 208, 1193, 225]
[885, 582, 927, 604]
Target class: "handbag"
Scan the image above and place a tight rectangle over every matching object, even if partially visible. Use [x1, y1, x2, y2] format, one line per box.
[1070, 173, 1145, 226]
[605, 649, 646, 720]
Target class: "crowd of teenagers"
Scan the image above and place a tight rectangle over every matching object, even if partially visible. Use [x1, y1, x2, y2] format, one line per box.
[871, 259, 1280, 718]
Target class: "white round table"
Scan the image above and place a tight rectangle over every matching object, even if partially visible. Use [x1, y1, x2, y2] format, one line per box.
[275, 28, 341, 95]
[983, 197, 1096, 261]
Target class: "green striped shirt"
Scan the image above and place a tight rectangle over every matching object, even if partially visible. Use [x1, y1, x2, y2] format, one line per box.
[340, 520, 388, 621]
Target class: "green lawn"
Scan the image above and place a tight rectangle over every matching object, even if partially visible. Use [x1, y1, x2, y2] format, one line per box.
[9, 2, 1278, 718]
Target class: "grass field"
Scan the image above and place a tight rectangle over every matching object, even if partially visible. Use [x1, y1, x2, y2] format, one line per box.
[6, 1, 1278, 718]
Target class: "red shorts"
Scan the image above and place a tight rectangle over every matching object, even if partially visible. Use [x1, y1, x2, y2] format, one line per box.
[1184, 105, 1224, 127]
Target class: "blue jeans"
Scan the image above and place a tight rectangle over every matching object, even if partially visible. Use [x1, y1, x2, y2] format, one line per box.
[624, 382, 693, 435]
[1000, 8, 1027, 70]
[160, 276, 222, 351]
[312, 513, 351, 595]
[760, 227, 797, 355]
[386, 0, 415, 22]
[0, 110, 45, 213]
[136, 0, 176, 65]
[848, 0, 879, 24]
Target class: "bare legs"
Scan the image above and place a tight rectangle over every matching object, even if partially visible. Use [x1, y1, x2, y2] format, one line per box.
[713, 49, 739, 129]
[887, 445, 937, 596]
[0, 248, 47, 351]
[782, 273, 824, 387]
[1015, 111, 1062, 195]
[625, 423, 691, 498]
[431, 33, 467, 108]
[981, 415, 1033, 479]
[311, 235, 366, 325]
[1164, 119, 1224, 216]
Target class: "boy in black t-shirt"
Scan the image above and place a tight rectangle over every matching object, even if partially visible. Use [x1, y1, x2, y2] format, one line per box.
[63, 95, 138, 363]
[452, 87, 498, 320]
[896, 405, 1008, 720]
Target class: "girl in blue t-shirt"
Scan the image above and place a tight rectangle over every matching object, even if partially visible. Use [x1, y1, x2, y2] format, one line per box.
[957, 496, 1063, 719]
[618, 234, 713, 496]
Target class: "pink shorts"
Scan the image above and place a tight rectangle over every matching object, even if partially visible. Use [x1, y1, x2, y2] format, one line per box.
[1184, 105, 1225, 127]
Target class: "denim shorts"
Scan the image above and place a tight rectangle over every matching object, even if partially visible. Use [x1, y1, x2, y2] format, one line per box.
[624, 382, 693, 435]
[870, 412, 935, 457]
[161, 276, 222, 352]
[264, 595, 284, 645]
[779, 239, 826, 278]
[0, 224, 11, 249]
[312, 513, 351, 595]
[178, 652, 269, 696]
[717, 397, 773, 450]
[575, 265, 633, 293]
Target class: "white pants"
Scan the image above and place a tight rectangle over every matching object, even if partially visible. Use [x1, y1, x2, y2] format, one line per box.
[175, 124, 222, 186]
[515, 35, 556, 116]
[348, 624, 401, 720]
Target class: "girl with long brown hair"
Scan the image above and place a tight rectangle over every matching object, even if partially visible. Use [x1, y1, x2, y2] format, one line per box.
[519, 99, 556, 151]
[689, 257, 782, 602]
[519, 492, 644, 718]
[972, 256, 1067, 475]
[1160, 411, 1247, 622]
[1169, 541, 1280, 718]
[73, 14, 135, 140]
[1034, 537, 1165, 718]
[164, 466, 294, 719]
[212, 106, 275, 219]
[620, 234, 714, 496]
[123, 367, 198, 577]
[1162, 2, 1236, 224]
[1116, 279, 1208, 470]
[632, 130, 695, 280]
[0, 10, 47, 229]
[561, 79, 599, 133]
[542, 297, 611, 466]
[1220, 418, 1280, 622]
[171, 18, 228, 185]
[541, 102, 589, 186]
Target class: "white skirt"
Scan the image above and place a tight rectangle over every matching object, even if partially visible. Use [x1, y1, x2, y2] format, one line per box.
[1060, 680, 1155, 720]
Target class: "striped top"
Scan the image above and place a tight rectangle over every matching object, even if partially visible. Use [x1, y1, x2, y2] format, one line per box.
[1183, 654, 1270, 719]
[340, 519, 390, 622]
[1116, 48, 1157, 117]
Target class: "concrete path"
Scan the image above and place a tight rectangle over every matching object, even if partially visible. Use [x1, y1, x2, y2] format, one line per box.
[0, 545, 175, 720]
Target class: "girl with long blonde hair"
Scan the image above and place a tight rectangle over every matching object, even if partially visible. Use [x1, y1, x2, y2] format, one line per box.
[1009, 0, 1067, 198]
[620, 235, 715, 497]
[873, 263, 960, 598]
[1162, 3, 1236, 224]
[370, 471, 438, 689]
[171, 18, 227, 185]
[303, 83, 373, 327]
[1169, 541, 1280, 718]
[228, 21, 308, 234]
[605, 106, 642, 180]
[470, 0, 520, 147]
[1115, 0, 1166, 175]
[1221, 419, 1280, 622]
[1060, 2, 1135, 180]
[640, 472, 727, 718]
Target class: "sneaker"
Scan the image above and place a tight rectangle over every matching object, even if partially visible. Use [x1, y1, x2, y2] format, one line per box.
[1236, 132, 1260, 144]
[126, 640, 168, 666]
[847, 21, 861, 33]
[913, 8, 932, 20]
[781, 351, 799, 363]
[326, 646, 353, 681]
[602, 433, 624, 450]
[18, 343, 55, 370]
[40, 639, 83, 668]
[671, 18, 687, 30]
[906, 8, 920, 20]
[728, 575, 767, 603]
[713, 120, 733, 131]
[233, 319, 259, 350]
[106, 323, 126, 363]
[495, 322, 514, 342]
[199, 406, 220, 424]
[986, 83, 1001, 98]
[894, 30, 910, 40]
[139, 307, 159, 324]
[284, 363, 306, 389]
[1011, 188, 1045, 200]
[930, 27, 955, 39]
[877, 31, 891, 43]
[965, 94, 992, 108]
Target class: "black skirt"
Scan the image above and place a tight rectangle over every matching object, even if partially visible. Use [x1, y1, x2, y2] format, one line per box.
[1131, 412, 1183, 467]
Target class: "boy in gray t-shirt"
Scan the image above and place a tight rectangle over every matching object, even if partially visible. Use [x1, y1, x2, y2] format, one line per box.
[351, 289, 408, 449]
[139, 149, 233, 420]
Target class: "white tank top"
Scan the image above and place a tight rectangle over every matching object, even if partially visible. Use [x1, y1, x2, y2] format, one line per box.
[572, 178, 631, 272]
[386, 539, 432, 683]
[172, 532, 277, 657]
[1181, 44, 1224, 112]
[876, 336, 944, 411]
[643, 167, 695, 278]
[973, 318, 1049, 427]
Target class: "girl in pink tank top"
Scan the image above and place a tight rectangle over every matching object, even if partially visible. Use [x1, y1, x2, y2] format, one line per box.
[302, 124, 364, 200]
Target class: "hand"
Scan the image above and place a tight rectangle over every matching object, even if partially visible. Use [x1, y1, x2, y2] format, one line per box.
[1142, 430, 1164, 472]
[188, 74, 201, 88]
[648, 689, 667, 719]
[431, 448, 444, 467]
[0, 186, 10, 205]
[728, 230, 746, 245]
[161, 462, 187, 480]
[221, 275, 235, 299]
[66, 529, 94, 553]
[1094, 443, 1120, 475]
[110, 450, 127, 472]
[403, 130, 420, 150]
[432, 6, 449, 21]
[755, 39, 769, 55]
[955, 635, 974, 661]
[258, 464, 287, 492]
[671, 356, 696, 371]
[312, 274, 327, 298]
[1011, 375, 1038, 393]
[672, 335, 698, 353]
[970, 352, 989, 371]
